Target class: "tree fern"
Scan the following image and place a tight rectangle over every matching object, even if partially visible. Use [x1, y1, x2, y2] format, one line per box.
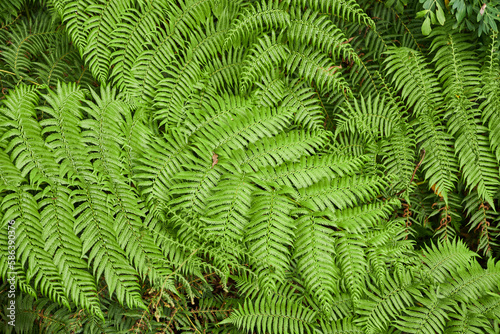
[2, 1, 500, 333]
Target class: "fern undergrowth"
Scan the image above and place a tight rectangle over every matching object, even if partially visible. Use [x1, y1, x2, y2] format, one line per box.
[0, 0, 499, 333]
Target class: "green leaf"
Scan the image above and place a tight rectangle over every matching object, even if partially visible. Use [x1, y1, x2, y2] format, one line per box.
[422, 16, 432, 35]
[436, 5, 446, 25]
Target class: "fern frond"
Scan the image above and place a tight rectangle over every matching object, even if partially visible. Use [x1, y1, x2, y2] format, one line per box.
[240, 32, 288, 93]
[337, 94, 401, 140]
[440, 259, 500, 302]
[384, 47, 459, 203]
[293, 210, 338, 316]
[282, 78, 326, 131]
[203, 47, 245, 93]
[109, 2, 168, 93]
[83, 0, 132, 83]
[421, 239, 477, 283]
[469, 293, 500, 322]
[191, 106, 293, 155]
[224, 0, 290, 49]
[154, 53, 202, 128]
[168, 156, 223, 214]
[0, 13, 58, 82]
[286, 42, 352, 97]
[245, 186, 296, 292]
[395, 290, 454, 334]
[202, 164, 256, 244]
[480, 35, 500, 163]
[356, 271, 419, 333]
[431, 27, 499, 207]
[288, 8, 360, 65]
[2, 186, 69, 308]
[334, 232, 366, 301]
[328, 199, 400, 233]
[295, 175, 387, 211]
[253, 70, 285, 107]
[231, 130, 327, 170]
[1, 85, 59, 184]
[220, 291, 317, 334]
[292, 0, 375, 28]
[320, 317, 363, 333]
[134, 131, 190, 207]
[256, 153, 365, 189]
[445, 304, 493, 334]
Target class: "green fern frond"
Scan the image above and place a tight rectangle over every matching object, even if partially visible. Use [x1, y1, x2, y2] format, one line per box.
[439, 259, 500, 303]
[2, 186, 70, 308]
[0, 13, 58, 82]
[231, 130, 327, 170]
[282, 77, 326, 131]
[240, 32, 288, 93]
[328, 199, 400, 232]
[256, 153, 365, 189]
[109, 2, 169, 93]
[356, 271, 419, 333]
[293, 210, 338, 316]
[1, 85, 59, 184]
[445, 304, 493, 334]
[224, 0, 290, 49]
[191, 106, 293, 155]
[245, 186, 296, 292]
[134, 130, 190, 208]
[431, 27, 500, 208]
[202, 165, 256, 244]
[384, 47, 459, 203]
[395, 290, 454, 334]
[288, 8, 360, 65]
[83, 0, 132, 83]
[168, 157, 223, 214]
[220, 291, 317, 334]
[286, 42, 352, 97]
[295, 175, 387, 211]
[334, 232, 366, 301]
[421, 239, 478, 283]
[292, 0, 375, 28]
[320, 317, 363, 333]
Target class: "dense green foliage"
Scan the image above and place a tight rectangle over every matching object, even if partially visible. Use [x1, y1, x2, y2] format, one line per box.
[0, 0, 499, 333]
